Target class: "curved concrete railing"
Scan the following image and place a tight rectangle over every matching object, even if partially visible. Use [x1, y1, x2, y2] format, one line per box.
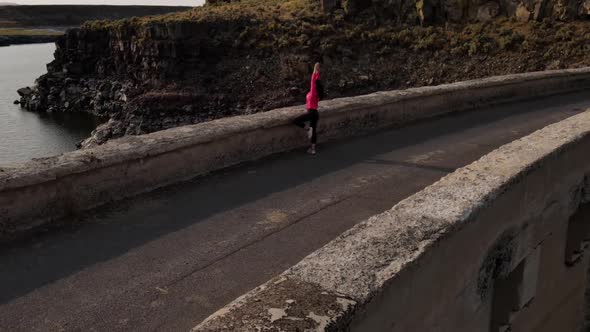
[1, 68, 590, 240]
[193, 110, 590, 331]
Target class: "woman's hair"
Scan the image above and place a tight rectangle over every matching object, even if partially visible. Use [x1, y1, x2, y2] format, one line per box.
[314, 62, 321, 73]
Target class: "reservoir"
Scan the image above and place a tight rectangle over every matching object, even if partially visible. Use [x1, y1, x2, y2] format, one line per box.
[0, 43, 98, 166]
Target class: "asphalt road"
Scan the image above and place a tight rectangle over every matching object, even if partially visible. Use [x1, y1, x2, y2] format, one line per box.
[1, 91, 590, 332]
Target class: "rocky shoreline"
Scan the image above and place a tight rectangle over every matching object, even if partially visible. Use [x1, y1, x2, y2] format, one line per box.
[17, 0, 590, 148]
[17, 73, 210, 148]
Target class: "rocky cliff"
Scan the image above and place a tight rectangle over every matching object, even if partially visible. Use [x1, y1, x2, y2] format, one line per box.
[19, 0, 590, 148]
[322, 0, 590, 23]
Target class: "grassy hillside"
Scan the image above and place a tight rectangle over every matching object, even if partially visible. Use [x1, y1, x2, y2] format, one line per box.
[81, 0, 590, 69]
[0, 27, 62, 36]
[0, 5, 193, 28]
[83, 0, 319, 29]
[20, 0, 590, 146]
[0, 27, 62, 46]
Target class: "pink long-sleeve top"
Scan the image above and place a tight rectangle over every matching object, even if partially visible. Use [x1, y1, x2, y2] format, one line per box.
[305, 71, 320, 110]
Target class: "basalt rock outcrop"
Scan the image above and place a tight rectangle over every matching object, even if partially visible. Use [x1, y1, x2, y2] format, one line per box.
[19, 0, 590, 148]
[319, 0, 589, 22]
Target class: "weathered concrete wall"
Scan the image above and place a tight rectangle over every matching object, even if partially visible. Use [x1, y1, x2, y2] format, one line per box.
[192, 110, 590, 331]
[2, 68, 590, 241]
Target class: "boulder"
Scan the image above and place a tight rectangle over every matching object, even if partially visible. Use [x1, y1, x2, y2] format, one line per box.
[91, 123, 112, 144]
[79, 136, 98, 149]
[416, 0, 438, 25]
[552, 0, 573, 20]
[516, 3, 532, 21]
[321, 0, 340, 12]
[63, 62, 84, 75]
[342, 0, 372, 14]
[444, 0, 465, 22]
[108, 120, 126, 137]
[17, 87, 33, 97]
[532, 0, 549, 20]
[66, 85, 82, 96]
[288, 87, 301, 96]
[477, 1, 501, 21]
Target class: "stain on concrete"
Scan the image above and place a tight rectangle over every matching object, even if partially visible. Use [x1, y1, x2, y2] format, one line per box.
[268, 308, 287, 323]
[193, 277, 357, 331]
[477, 229, 517, 300]
[568, 181, 584, 216]
[266, 210, 288, 224]
[582, 175, 590, 205]
[407, 149, 446, 163]
[307, 312, 331, 331]
[155, 286, 169, 295]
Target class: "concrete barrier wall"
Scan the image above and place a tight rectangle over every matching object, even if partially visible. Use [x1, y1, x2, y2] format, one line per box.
[2, 68, 590, 240]
[192, 110, 590, 332]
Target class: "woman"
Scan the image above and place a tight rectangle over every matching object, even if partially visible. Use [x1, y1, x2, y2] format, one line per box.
[293, 62, 324, 155]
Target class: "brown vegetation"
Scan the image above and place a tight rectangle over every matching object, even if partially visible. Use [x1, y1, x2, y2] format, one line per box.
[21, 0, 590, 146]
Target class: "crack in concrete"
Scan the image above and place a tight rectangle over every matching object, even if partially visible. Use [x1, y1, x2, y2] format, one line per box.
[164, 196, 352, 288]
[365, 158, 456, 173]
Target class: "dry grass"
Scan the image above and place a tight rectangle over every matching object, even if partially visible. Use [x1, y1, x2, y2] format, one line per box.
[0, 19, 18, 27]
[0, 27, 63, 36]
[78, 0, 590, 71]
[83, 0, 321, 30]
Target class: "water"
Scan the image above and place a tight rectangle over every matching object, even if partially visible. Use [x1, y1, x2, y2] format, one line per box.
[0, 43, 99, 166]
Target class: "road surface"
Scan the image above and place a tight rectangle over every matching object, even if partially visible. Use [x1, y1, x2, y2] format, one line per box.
[1, 91, 590, 331]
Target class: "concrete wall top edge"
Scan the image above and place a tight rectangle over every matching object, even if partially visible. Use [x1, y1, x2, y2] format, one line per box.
[193, 109, 590, 331]
[289, 110, 590, 299]
[1, 67, 590, 191]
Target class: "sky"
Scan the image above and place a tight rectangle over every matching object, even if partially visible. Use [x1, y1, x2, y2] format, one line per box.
[12, 0, 204, 5]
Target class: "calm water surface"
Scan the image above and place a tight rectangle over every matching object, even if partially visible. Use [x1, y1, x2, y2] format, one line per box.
[0, 43, 99, 166]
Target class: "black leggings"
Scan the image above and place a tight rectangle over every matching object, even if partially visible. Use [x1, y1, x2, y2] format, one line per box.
[293, 109, 319, 144]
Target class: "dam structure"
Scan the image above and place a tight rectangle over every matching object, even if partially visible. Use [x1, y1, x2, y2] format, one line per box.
[2, 69, 590, 331]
